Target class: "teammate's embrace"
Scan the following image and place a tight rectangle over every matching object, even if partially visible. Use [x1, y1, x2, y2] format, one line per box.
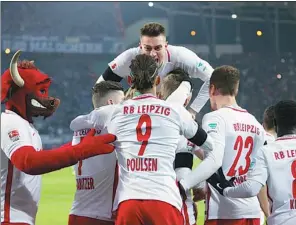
[68, 81, 124, 225]
[70, 54, 214, 225]
[179, 65, 266, 225]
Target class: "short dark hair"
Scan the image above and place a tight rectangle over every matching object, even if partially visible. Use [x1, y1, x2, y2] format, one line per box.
[210, 65, 240, 96]
[129, 54, 158, 92]
[263, 105, 275, 131]
[162, 68, 190, 99]
[92, 81, 123, 96]
[140, 22, 165, 37]
[274, 100, 296, 129]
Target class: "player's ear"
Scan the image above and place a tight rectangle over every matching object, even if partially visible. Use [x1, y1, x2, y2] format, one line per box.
[209, 84, 215, 97]
[165, 41, 168, 48]
[155, 75, 160, 86]
[184, 94, 192, 107]
[107, 99, 114, 105]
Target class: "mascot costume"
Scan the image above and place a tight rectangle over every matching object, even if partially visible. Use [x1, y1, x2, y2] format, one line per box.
[1, 50, 116, 225]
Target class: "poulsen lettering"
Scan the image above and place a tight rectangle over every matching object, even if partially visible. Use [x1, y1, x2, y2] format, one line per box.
[127, 158, 158, 172]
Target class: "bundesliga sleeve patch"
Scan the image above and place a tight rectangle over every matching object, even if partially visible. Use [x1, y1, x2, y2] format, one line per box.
[8, 130, 20, 142]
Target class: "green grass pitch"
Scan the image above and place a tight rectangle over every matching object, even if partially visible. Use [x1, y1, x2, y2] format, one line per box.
[36, 159, 205, 225]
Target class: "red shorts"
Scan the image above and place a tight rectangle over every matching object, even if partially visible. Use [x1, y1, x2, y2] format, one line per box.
[68, 214, 114, 225]
[1, 223, 30, 225]
[205, 218, 260, 225]
[115, 200, 184, 225]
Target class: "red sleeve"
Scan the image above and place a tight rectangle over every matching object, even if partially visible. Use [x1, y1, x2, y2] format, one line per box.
[11, 144, 80, 175]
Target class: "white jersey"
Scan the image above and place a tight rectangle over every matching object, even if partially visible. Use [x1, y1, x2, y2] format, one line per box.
[203, 105, 265, 219]
[246, 135, 296, 225]
[107, 45, 214, 112]
[265, 132, 276, 144]
[70, 93, 199, 212]
[1, 110, 42, 225]
[69, 125, 117, 221]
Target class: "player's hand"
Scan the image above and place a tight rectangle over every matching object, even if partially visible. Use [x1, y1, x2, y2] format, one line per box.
[206, 168, 235, 196]
[177, 181, 187, 201]
[75, 129, 116, 160]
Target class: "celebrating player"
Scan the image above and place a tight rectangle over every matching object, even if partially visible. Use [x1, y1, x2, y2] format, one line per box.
[216, 100, 296, 225]
[263, 105, 276, 143]
[257, 104, 276, 224]
[70, 54, 214, 225]
[178, 65, 266, 225]
[1, 51, 116, 225]
[96, 22, 214, 114]
[68, 81, 124, 225]
[161, 68, 205, 225]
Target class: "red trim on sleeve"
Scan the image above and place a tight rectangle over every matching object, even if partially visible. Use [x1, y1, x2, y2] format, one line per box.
[4, 161, 14, 223]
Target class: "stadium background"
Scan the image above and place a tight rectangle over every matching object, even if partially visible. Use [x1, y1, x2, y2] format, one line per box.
[1, 2, 296, 224]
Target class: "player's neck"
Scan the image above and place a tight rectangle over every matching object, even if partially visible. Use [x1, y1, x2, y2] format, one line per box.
[216, 96, 237, 110]
[266, 129, 277, 137]
[134, 88, 156, 97]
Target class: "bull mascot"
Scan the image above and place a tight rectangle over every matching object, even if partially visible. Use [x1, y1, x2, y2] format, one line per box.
[1, 50, 116, 225]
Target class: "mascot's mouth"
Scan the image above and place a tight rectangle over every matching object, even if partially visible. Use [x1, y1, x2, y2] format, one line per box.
[31, 99, 46, 109]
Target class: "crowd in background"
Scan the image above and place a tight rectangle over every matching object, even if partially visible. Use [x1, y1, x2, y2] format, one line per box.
[2, 52, 295, 148]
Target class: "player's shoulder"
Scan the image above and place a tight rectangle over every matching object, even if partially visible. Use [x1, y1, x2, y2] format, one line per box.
[1, 111, 29, 131]
[117, 47, 140, 59]
[203, 109, 226, 122]
[167, 45, 198, 62]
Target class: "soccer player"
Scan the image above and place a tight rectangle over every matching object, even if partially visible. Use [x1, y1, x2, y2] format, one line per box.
[161, 68, 205, 225]
[1, 51, 116, 225]
[215, 100, 296, 225]
[257, 105, 276, 224]
[96, 22, 214, 114]
[70, 54, 214, 225]
[178, 65, 266, 225]
[69, 81, 124, 225]
[263, 105, 276, 143]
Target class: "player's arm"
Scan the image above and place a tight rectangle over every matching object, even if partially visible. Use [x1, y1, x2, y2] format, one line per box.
[96, 48, 137, 84]
[258, 185, 271, 217]
[223, 147, 268, 198]
[2, 121, 115, 175]
[177, 47, 214, 113]
[179, 113, 226, 191]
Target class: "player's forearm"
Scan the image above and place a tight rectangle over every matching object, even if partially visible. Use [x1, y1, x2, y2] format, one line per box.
[180, 145, 223, 191]
[223, 180, 263, 198]
[258, 185, 271, 217]
[190, 79, 210, 113]
[166, 81, 191, 106]
[11, 143, 93, 175]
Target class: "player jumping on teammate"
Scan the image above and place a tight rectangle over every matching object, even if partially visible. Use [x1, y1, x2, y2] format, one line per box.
[96, 22, 214, 114]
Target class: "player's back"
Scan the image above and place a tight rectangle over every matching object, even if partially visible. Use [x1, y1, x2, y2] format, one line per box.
[70, 127, 117, 221]
[263, 136, 296, 225]
[108, 94, 190, 211]
[1, 110, 42, 225]
[206, 106, 264, 219]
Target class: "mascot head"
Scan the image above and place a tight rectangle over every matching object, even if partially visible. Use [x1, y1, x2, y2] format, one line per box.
[1, 50, 60, 123]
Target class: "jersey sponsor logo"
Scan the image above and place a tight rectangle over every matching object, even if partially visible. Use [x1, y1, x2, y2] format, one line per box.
[249, 158, 256, 170]
[111, 63, 117, 70]
[8, 130, 20, 142]
[197, 62, 207, 72]
[208, 123, 217, 129]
